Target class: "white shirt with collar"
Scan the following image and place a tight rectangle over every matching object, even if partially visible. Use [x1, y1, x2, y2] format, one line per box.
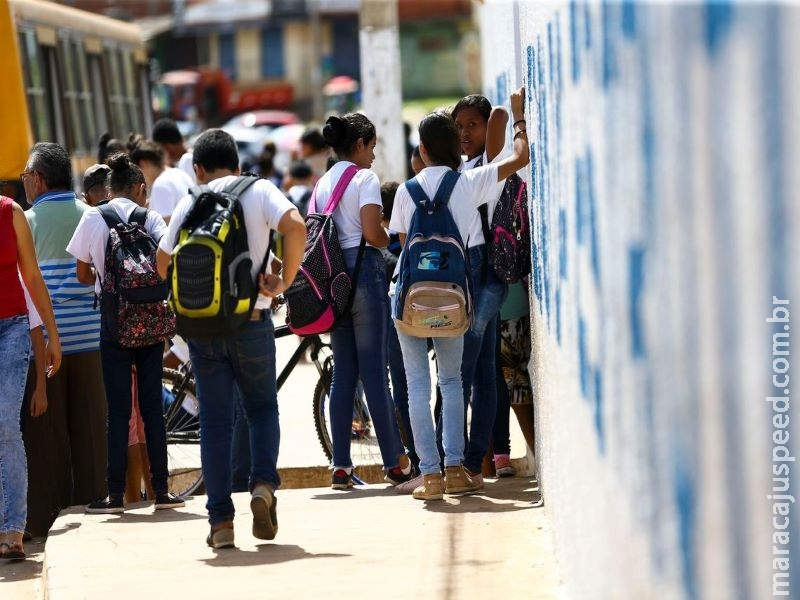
[459, 150, 507, 247]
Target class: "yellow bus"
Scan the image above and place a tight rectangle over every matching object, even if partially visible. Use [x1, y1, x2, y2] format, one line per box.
[0, 0, 150, 200]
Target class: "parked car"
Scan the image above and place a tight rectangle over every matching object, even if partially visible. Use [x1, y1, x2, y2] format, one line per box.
[223, 110, 300, 133]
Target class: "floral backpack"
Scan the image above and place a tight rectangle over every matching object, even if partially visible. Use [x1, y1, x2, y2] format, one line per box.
[98, 205, 176, 347]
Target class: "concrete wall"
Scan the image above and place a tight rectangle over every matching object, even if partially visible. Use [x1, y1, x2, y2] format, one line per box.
[479, 2, 799, 599]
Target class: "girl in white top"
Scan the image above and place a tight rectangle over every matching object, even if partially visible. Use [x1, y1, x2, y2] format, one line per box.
[313, 114, 412, 488]
[388, 88, 530, 500]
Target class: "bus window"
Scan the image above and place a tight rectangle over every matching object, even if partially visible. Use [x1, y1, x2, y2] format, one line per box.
[71, 39, 96, 153]
[43, 46, 67, 148]
[59, 36, 86, 152]
[18, 29, 53, 142]
[105, 46, 129, 137]
[121, 49, 142, 135]
[88, 54, 110, 137]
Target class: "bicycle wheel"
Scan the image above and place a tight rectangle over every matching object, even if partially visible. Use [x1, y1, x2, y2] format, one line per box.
[162, 367, 204, 496]
[312, 364, 384, 468]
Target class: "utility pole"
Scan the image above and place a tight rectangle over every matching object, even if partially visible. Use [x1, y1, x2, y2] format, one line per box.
[359, 0, 405, 182]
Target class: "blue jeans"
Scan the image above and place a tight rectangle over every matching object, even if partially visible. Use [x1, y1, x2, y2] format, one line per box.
[188, 315, 280, 526]
[230, 385, 250, 493]
[387, 313, 417, 468]
[330, 247, 404, 470]
[397, 331, 464, 475]
[493, 319, 511, 455]
[100, 338, 169, 496]
[458, 245, 508, 473]
[0, 314, 31, 533]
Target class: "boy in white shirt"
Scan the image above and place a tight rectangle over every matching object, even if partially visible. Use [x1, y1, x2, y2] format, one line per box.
[131, 140, 193, 224]
[152, 118, 195, 183]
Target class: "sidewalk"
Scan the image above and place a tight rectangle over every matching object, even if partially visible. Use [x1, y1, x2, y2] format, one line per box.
[39, 477, 561, 600]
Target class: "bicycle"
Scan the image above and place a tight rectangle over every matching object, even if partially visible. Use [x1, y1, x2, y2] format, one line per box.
[162, 321, 386, 496]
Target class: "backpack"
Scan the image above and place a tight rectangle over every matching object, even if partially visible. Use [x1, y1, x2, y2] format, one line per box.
[393, 170, 472, 338]
[168, 175, 271, 340]
[478, 173, 531, 284]
[98, 205, 176, 348]
[284, 165, 365, 335]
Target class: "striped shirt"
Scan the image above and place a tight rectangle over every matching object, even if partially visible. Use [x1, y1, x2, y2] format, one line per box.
[26, 191, 100, 355]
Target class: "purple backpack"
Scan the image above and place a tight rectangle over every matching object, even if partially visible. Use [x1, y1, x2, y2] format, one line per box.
[284, 165, 365, 335]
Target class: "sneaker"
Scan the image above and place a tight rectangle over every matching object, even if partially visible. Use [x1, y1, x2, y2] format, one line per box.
[494, 454, 517, 477]
[384, 459, 413, 485]
[86, 495, 125, 514]
[444, 465, 482, 495]
[395, 474, 424, 495]
[331, 468, 354, 490]
[412, 473, 444, 501]
[154, 492, 186, 510]
[250, 483, 278, 541]
[206, 522, 235, 549]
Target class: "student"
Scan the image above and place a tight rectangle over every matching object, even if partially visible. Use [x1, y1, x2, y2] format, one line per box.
[449, 93, 514, 484]
[66, 153, 184, 514]
[379, 182, 417, 472]
[98, 132, 126, 165]
[410, 145, 425, 176]
[258, 141, 283, 188]
[130, 141, 193, 224]
[152, 118, 195, 183]
[23, 143, 107, 520]
[299, 128, 332, 178]
[389, 88, 529, 500]
[156, 129, 306, 549]
[282, 160, 314, 217]
[0, 195, 60, 560]
[315, 114, 412, 489]
[81, 164, 111, 207]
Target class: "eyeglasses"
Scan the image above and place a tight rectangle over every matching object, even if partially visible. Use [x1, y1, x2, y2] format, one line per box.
[20, 169, 38, 181]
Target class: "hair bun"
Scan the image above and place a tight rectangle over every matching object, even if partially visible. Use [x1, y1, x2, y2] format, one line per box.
[98, 132, 111, 150]
[107, 152, 132, 171]
[322, 116, 346, 147]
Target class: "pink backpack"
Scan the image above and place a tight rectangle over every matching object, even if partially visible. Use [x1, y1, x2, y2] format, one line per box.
[284, 165, 365, 335]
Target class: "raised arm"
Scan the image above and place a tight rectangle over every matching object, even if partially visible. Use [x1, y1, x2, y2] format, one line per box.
[494, 87, 530, 182]
[485, 106, 509, 163]
[13, 203, 61, 376]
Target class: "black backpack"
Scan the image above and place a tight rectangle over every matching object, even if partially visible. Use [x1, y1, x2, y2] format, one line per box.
[478, 173, 531, 284]
[167, 175, 272, 339]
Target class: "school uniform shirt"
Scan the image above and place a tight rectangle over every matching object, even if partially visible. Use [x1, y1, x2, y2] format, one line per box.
[66, 198, 168, 295]
[148, 167, 194, 220]
[26, 191, 100, 354]
[159, 176, 294, 310]
[177, 152, 196, 183]
[311, 160, 382, 250]
[389, 164, 501, 245]
[459, 150, 507, 248]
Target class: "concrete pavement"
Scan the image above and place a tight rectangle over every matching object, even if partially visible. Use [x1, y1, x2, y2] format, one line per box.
[41, 477, 561, 600]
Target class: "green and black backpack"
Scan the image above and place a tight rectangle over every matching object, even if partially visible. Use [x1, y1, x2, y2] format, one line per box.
[168, 175, 271, 339]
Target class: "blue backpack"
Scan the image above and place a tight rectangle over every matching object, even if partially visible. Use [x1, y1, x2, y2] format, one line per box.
[392, 170, 472, 337]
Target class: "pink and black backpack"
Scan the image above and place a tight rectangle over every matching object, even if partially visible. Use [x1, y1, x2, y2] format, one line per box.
[284, 165, 365, 335]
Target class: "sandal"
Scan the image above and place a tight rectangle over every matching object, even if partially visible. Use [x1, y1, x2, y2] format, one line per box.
[0, 542, 26, 560]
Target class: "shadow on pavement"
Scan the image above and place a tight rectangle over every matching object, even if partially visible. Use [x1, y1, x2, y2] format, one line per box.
[0, 540, 44, 583]
[199, 544, 350, 567]
[309, 486, 398, 500]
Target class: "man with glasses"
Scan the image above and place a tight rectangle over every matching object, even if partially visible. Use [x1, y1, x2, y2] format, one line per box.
[22, 143, 107, 535]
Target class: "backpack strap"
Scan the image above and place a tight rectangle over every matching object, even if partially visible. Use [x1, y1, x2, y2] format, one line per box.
[477, 203, 491, 285]
[431, 170, 461, 209]
[222, 173, 260, 201]
[404, 177, 430, 212]
[97, 204, 124, 229]
[321, 165, 360, 214]
[129, 206, 148, 228]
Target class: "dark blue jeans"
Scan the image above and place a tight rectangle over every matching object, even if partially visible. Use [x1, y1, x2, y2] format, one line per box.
[100, 337, 168, 496]
[188, 315, 280, 526]
[459, 245, 508, 473]
[492, 319, 511, 455]
[230, 385, 250, 493]
[330, 247, 404, 470]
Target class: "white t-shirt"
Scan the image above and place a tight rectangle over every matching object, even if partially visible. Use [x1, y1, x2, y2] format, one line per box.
[177, 152, 196, 183]
[389, 164, 500, 246]
[149, 167, 194, 219]
[459, 150, 507, 247]
[66, 198, 168, 295]
[19, 274, 42, 330]
[311, 161, 381, 250]
[287, 184, 311, 208]
[159, 175, 294, 310]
